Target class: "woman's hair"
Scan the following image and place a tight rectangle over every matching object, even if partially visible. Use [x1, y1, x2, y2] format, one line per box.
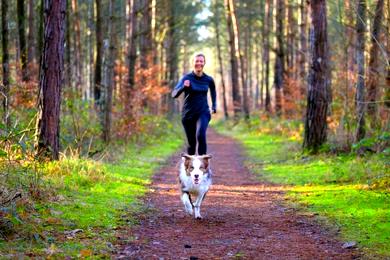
[194, 52, 206, 61]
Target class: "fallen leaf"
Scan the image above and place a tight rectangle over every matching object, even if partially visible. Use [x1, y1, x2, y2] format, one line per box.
[79, 249, 93, 257]
[46, 217, 61, 224]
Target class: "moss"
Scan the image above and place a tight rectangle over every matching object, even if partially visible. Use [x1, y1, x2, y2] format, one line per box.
[214, 118, 390, 258]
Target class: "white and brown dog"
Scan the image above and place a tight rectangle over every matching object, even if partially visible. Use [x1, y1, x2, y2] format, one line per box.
[179, 153, 212, 219]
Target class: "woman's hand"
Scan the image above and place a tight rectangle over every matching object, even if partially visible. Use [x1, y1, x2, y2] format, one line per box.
[184, 80, 190, 87]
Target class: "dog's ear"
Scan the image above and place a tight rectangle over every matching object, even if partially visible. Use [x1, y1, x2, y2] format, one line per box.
[200, 154, 212, 160]
[181, 153, 192, 160]
[199, 154, 212, 169]
[181, 153, 192, 170]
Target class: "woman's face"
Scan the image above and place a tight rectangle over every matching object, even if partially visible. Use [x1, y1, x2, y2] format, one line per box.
[193, 55, 205, 74]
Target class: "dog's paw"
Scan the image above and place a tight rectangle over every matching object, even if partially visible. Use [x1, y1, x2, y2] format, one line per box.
[194, 212, 202, 219]
[185, 206, 193, 215]
[194, 206, 202, 219]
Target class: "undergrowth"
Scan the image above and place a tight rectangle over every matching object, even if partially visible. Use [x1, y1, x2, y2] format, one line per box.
[0, 115, 184, 258]
[213, 116, 389, 258]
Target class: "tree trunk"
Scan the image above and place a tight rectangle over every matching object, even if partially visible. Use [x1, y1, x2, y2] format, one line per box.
[127, 0, 138, 91]
[87, 0, 94, 99]
[38, 0, 44, 64]
[274, 0, 285, 116]
[284, 1, 298, 118]
[167, 0, 179, 114]
[65, 0, 72, 88]
[35, 0, 66, 160]
[355, 0, 367, 142]
[94, 0, 103, 109]
[17, 0, 28, 81]
[340, 0, 354, 140]
[345, 0, 356, 107]
[1, 0, 10, 129]
[366, 0, 384, 126]
[213, 0, 229, 119]
[303, 0, 330, 152]
[386, 0, 390, 109]
[255, 41, 261, 109]
[299, 0, 307, 107]
[103, 0, 115, 143]
[71, 0, 82, 91]
[27, 0, 36, 65]
[224, 0, 241, 118]
[264, 0, 272, 113]
[139, 0, 152, 110]
[140, 0, 152, 70]
[230, 0, 249, 119]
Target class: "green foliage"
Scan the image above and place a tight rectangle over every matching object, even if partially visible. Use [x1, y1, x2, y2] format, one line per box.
[214, 117, 390, 258]
[61, 96, 103, 157]
[0, 116, 183, 258]
[352, 132, 390, 154]
[290, 185, 389, 256]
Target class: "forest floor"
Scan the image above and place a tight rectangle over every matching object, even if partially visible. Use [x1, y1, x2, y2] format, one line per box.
[114, 129, 361, 259]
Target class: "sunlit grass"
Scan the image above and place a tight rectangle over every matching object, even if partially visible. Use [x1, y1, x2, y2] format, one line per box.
[0, 117, 184, 258]
[213, 117, 390, 258]
[290, 185, 390, 256]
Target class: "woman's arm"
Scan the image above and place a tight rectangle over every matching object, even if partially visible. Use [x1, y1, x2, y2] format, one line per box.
[172, 77, 186, 98]
[209, 77, 217, 113]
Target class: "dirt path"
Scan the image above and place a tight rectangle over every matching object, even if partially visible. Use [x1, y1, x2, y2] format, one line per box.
[115, 129, 359, 259]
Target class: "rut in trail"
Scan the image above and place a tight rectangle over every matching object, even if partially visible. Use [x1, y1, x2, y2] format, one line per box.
[115, 129, 359, 259]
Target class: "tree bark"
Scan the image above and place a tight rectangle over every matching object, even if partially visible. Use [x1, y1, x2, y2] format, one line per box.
[127, 0, 138, 91]
[224, 0, 241, 118]
[140, 0, 152, 70]
[65, 0, 72, 88]
[71, 0, 82, 91]
[167, 0, 179, 114]
[366, 0, 384, 125]
[27, 0, 36, 65]
[232, 0, 249, 119]
[274, 0, 285, 116]
[213, 0, 229, 119]
[35, 0, 66, 160]
[299, 0, 307, 105]
[264, 0, 272, 113]
[103, 0, 115, 143]
[87, 0, 94, 99]
[38, 0, 44, 63]
[17, 0, 28, 81]
[1, 0, 10, 129]
[303, 0, 330, 152]
[94, 0, 103, 109]
[345, 0, 356, 108]
[386, 0, 390, 109]
[284, 1, 297, 118]
[355, 0, 367, 142]
[255, 40, 261, 109]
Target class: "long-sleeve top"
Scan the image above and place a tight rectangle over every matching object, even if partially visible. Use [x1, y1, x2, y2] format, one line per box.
[172, 72, 216, 119]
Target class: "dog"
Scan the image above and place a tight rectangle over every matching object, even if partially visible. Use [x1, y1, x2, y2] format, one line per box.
[179, 153, 213, 219]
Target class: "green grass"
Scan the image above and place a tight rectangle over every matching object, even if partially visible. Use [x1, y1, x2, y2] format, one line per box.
[213, 118, 390, 258]
[290, 185, 389, 256]
[0, 117, 184, 258]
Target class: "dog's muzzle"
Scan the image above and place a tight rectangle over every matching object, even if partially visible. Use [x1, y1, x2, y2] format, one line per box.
[194, 174, 200, 184]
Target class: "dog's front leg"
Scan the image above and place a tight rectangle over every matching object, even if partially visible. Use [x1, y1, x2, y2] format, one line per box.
[193, 191, 207, 219]
[181, 192, 194, 215]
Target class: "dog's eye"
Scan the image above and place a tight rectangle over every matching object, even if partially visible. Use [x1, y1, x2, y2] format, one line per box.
[189, 166, 194, 171]
[199, 166, 206, 172]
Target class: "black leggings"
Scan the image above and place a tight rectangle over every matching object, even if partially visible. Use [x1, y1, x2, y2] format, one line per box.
[182, 113, 211, 155]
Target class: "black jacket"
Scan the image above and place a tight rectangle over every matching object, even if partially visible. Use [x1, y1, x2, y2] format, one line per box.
[172, 72, 216, 119]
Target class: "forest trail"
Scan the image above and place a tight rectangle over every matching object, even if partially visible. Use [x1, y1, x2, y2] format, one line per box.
[115, 129, 359, 259]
